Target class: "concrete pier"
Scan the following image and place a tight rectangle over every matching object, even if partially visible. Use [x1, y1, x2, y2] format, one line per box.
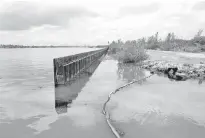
[55, 57, 103, 114]
[53, 47, 109, 86]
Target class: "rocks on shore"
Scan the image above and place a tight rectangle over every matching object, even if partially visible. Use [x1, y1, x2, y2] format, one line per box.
[142, 60, 205, 80]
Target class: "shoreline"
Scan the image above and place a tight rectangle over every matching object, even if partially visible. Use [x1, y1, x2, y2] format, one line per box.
[0, 46, 106, 49]
[141, 60, 205, 80]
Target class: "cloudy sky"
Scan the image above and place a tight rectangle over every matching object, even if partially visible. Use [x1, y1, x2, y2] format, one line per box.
[0, 0, 205, 45]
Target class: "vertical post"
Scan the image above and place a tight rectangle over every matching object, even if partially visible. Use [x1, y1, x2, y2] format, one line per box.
[69, 64, 71, 80]
[85, 57, 87, 68]
[77, 60, 79, 74]
[90, 56, 91, 64]
[79, 59, 81, 72]
[53, 59, 58, 86]
[63, 66, 67, 84]
[74, 62, 77, 76]
[70, 63, 72, 79]
[83, 58, 85, 69]
[71, 63, 73, 78]
[73, 63, 75, 76]
[81, 58, 84, 71]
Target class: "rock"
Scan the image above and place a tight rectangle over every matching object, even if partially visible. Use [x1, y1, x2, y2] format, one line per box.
[190, 73, 198, 78]
[198, 69, 204, 74]
[142, 60, 205, 81]
[38, 86, 43, 89]
[150, 71, 155, 74]
[176, 72, 186, 76]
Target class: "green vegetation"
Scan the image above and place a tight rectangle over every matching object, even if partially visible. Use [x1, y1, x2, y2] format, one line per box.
[108, 39, 149, 63]
[108, 29, 205, 63]
[143, 30, 205, 52]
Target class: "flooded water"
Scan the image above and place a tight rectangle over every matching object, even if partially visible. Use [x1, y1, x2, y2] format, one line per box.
[0, 49, 205, 138]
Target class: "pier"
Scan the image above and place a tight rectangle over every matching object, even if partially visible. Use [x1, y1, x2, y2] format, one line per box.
[53, 47, 109, 86]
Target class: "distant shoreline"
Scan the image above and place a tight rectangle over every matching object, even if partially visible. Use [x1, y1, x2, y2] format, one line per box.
[0, 45, 108, 49]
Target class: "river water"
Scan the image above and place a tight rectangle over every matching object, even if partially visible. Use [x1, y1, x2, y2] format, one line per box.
[0, 48, 205, 138]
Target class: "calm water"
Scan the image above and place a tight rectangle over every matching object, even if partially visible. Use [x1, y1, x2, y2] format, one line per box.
[0, 49, 205, 138]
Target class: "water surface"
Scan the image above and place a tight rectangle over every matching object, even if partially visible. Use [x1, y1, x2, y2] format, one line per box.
[0, 49, 205, 138]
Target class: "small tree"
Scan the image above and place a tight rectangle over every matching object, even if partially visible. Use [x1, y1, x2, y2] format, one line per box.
[195, 29, 203, 37]
[171, 32, 175, 41]
[155, 32, 159, 42]
[145, 32, 160, 49]
[193, 29, 205, 46]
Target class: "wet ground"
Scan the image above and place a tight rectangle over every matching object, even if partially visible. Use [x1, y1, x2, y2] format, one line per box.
[147, 50, 205, 64]
[0, 49, 205, 138]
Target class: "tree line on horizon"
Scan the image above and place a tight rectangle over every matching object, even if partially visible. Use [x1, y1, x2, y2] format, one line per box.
[109, 29, 205, 53]
[108, 29, 205, 63]
[0, 45, 108, 48]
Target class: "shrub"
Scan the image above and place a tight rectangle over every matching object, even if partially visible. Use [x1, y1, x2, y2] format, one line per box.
[183, 45, 202, 53]
[145, 32, 160, 49]
[108, 30, 205, 58]
[160, 42, 176, 51]
[146, 43, 160, 49]
[192, 36, 205, 45]
[116, 41, 149, 63]
[108, 40, 123, 55]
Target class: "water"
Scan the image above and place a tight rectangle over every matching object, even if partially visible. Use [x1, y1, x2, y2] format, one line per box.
[0, 49, 205, 138]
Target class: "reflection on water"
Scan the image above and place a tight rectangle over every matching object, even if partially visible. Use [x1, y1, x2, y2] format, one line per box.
[55, 58, 102, 114]
[110, 75, 205, 138]
[117, 63, 148, 83]
[0, 48, 115, 138]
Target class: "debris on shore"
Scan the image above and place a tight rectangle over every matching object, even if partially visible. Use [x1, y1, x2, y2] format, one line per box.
[142, 60, 205, 80]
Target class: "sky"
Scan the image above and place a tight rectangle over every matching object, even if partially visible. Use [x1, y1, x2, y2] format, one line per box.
[0, 0, 205, 46]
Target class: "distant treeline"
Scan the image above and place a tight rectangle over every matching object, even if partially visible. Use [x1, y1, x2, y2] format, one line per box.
[107, 29, 205, 63]
[109, 29, 205, 53]
[0, 45, 109, 49]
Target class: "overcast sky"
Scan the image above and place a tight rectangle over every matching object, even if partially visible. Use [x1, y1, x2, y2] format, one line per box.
[0, 0, 205, 45]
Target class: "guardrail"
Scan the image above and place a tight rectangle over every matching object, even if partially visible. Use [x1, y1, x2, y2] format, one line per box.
[53, 47, 109, 86]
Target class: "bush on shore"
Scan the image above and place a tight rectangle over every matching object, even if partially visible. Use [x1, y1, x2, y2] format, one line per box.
[108, 40, 149, 63]
[108, 29, 205, 63]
